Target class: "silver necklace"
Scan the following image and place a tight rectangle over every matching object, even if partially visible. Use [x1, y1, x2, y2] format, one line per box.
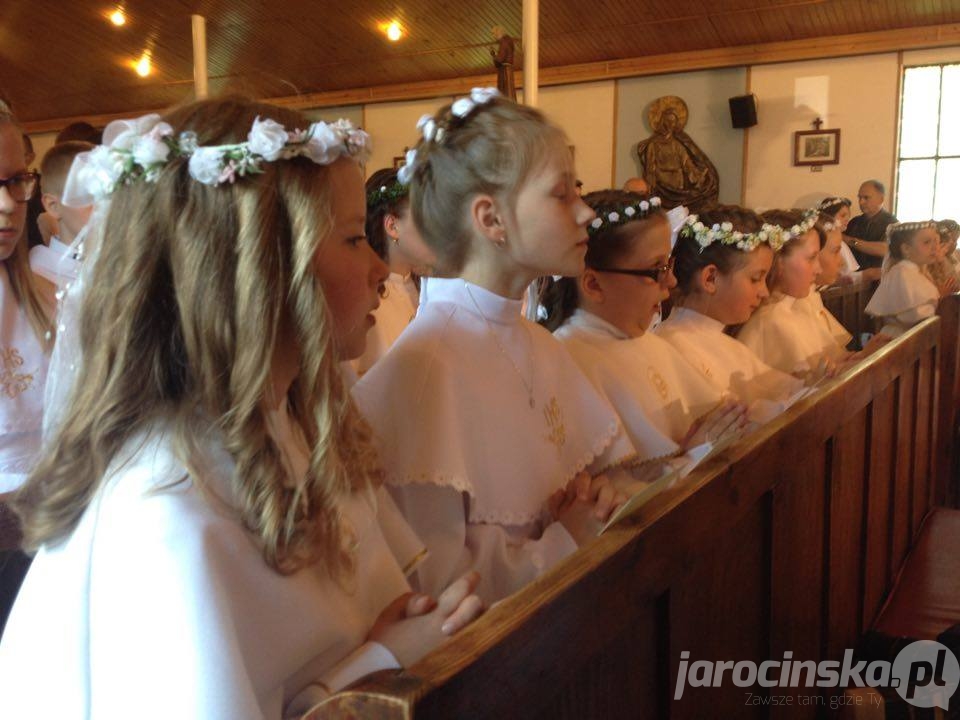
[463, 281, 537, 409]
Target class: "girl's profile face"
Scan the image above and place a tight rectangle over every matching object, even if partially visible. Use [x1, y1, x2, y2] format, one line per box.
[710, 245, 773, 325]
[387, 202, 435, 275]
[506, 149, 595, 279]
[591, 218, 674, 337]
[903, 227, 939, 267]
[834, 205, 851, 232]
[815, 228, 844, 287]
[314, 159, 390, 360]
[0, 123, 28, 262]
[773, 230, 821, 298]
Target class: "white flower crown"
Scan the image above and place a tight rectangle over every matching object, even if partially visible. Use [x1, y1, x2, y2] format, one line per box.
[588, 197, 663, 234]
[398, 87, 501, 185]
[680, 216, 786, 252]
[680, 208, 821, 253]
[885, 220, 938, 239]
[65, 113, 372, 203]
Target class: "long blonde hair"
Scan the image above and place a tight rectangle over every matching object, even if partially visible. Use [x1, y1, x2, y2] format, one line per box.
[15, 98, 380, 578]
[1, 113, 54, 350]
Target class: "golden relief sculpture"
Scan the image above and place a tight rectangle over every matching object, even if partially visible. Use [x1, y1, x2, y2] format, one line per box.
[636, 96, 719, 213]
[1, 347, 34, 399]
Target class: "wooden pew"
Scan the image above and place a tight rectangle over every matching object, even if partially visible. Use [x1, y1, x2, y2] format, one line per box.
[308, 318, 942, 720]
[936, 293, 960, 508]
[820, 278, 879, 350]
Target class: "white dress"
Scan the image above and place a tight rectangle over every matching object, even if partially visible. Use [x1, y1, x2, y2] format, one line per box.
[554, 309, 720, 458]
[0, 263, 52, 493]
[0, 409, 421, 720]
[865, 259, 940, 337]
[737, 293, 848, 374]
[352, 278, 634, 603]
[353, 273, 419, 376]
[795, 286, 853, 350]
[655, 307, 804, 422]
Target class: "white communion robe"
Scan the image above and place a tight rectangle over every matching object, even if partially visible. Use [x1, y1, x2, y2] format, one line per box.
[352, 277, 635, 604]
[0, 263, 52, 493]
[554, 309, 720, 457]
[795, 286, 853, 350]
[737, 293, 849, 375]
[655, 307, 804, 422]
[0, 409, 422, 720]
[865, 259, 940, 338]
[353, 273, 419, 376]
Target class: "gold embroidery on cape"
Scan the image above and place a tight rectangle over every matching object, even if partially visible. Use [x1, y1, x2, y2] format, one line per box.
[647, 366, 670, 400]
[1, 347, 34, 399]
[543, 397, 566, 452]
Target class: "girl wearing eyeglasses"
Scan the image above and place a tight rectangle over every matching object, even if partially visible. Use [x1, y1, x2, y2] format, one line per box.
[541, 190, 747, 461]
[0, 111, 56, 633]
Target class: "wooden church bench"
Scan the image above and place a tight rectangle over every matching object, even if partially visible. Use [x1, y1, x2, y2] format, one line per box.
[306, 318, 942, 720]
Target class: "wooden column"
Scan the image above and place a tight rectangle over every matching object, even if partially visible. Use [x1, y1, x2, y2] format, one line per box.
[192, 15, 209, 100]
[522, 0, 538, 107]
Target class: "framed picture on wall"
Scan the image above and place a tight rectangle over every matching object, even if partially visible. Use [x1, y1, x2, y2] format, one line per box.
[793, 129, 840, 166]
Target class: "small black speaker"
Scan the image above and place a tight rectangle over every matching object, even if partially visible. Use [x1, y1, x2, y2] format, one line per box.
[729, 94, 758, 128]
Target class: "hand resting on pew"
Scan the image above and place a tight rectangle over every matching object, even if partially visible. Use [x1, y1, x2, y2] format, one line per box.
[368, 571, 485, 667]
[546, 471, 628, 544]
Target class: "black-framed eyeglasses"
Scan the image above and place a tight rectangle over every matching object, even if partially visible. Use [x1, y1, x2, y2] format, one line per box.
[592, 256, 675, 283]
[0, 172, 38, 203]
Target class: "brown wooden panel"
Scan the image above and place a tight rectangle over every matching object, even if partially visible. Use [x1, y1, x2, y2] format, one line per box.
[912, 349, 935, 537]
[769, 440, 826, 719]
[827, 408, 869, 659]
[669, 502, 768, 720]
[936, 295, 960, 507]
[862, 383, 897, 629]
[892, 365, 918, 575]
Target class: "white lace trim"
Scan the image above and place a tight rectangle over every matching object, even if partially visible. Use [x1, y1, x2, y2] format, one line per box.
[385, 419, 624, 525]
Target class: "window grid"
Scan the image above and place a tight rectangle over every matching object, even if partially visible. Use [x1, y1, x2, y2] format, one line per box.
[896, 63, 960, 221]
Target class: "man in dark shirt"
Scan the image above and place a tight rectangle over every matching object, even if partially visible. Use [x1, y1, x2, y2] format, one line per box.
[845, 179, 897, 269]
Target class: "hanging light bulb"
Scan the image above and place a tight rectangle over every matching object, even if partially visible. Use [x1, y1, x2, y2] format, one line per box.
[134, 52, 152, 77]
[109, 7, 126, 26]
[379, 20, 403, 42]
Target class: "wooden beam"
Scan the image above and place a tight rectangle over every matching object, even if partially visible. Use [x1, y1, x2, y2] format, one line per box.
[21, 22, 960, 134]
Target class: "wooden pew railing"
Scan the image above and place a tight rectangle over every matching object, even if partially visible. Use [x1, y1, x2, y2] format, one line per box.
[309, 317, 943, 720]
[820, 278, 879, 350]
[936, 293, 960, 508]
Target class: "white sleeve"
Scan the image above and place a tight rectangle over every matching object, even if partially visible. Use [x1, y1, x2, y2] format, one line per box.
[464, 518, 578, 603]
[283, 643, 400, 718]
[895, 301, 936, 325]
[388, 483, 577, 604]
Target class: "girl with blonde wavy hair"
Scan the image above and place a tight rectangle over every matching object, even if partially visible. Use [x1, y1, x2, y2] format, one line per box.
[0, 97, 482, 720]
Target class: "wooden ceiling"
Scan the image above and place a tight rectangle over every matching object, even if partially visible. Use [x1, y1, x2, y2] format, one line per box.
[4, 0, 960, 128]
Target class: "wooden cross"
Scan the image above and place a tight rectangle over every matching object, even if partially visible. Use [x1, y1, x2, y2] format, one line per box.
[812, 117, 824, 131]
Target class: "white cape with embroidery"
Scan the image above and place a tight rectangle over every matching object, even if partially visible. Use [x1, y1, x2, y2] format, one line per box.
[737, 292, 848, 374]
[0, 263, 52, 492]
[0, 414, 420, 720]
[865, 259, 939, 337]
[352, 278, 634, 602]
[554, 309, 719, 457]
[655, 307, 804, 422]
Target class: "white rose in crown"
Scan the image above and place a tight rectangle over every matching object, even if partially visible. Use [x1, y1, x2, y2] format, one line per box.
[82, 145, 127, 198]
[470, 87, 500, 104]
[132, 122, 173, 167]
[247, 117, 289, 161]
[302, 122, 342, 165]
[105, 113, 166, 151]
[397, 148, 418, 185]
[188, 147, 224, 185]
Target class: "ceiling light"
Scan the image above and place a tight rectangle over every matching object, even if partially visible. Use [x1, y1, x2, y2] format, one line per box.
[134, 52, 152, 77]
[383, 20, 403, 42]
[109, 8, 126, 26]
